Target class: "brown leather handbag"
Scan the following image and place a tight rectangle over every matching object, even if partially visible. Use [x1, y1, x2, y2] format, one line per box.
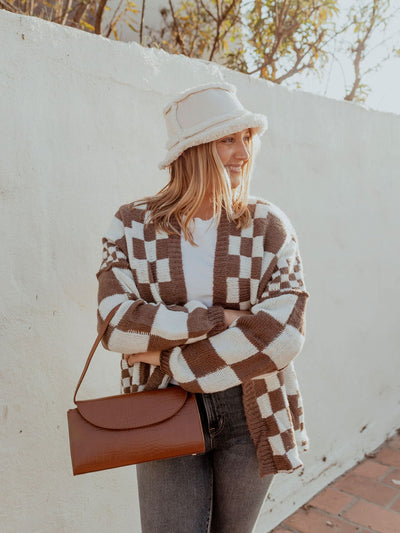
[67, 307, 205, 475]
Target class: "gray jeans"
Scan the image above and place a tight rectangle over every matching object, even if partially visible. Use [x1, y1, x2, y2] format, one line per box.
[136, 385, 274, 533]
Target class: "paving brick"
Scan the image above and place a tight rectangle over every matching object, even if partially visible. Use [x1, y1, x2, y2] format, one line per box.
[343, 500, 400, 533]
[374, 448, 400, 467]
[381, 468, 400, 487]
[283, 508, 360, 533]
[351, 459, 391, 480]
[273, 436, 400, 533]
[389, 495, 400, 513]
[309, 487, 355, 514]
[388, 434, 400, 451]
[334, 474, 398, 506]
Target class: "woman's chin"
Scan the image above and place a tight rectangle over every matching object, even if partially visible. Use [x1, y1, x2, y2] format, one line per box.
[228, 175, 242, 189]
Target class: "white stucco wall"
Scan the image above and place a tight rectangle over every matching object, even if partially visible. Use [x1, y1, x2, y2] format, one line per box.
[1, 10, 399, 533]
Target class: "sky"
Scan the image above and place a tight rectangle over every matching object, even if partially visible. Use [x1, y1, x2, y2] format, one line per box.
[292, 50, 400, 116]
[141, 0, 400, 115]
[287, 0, 400, 115]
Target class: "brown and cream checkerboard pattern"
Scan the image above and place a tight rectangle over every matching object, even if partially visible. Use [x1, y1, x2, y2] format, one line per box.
[97, 197, 309, 476]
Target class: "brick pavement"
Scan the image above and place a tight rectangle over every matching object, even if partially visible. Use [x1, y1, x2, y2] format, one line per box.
[271, 432, 400, 533]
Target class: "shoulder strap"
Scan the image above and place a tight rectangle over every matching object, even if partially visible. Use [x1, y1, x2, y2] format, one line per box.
[73, 306, 120, 405]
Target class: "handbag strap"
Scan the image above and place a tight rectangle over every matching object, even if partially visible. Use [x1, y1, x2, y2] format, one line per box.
[73, 306, 120, 405]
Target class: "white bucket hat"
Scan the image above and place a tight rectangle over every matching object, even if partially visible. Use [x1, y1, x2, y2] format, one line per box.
[159, 82, 268, 169]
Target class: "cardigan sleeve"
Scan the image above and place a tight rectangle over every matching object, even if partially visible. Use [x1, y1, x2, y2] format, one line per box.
[160, 231, 309, 393]
[97, 214, 225, 354]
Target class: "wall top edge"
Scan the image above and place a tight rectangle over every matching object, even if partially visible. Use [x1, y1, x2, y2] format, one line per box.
[1, 9, 399, 120]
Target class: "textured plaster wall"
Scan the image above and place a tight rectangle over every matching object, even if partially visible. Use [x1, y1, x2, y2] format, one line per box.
[1, 9, 400, 533]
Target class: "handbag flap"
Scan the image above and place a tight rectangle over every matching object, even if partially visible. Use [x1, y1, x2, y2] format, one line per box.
[76, 387, 189, 430]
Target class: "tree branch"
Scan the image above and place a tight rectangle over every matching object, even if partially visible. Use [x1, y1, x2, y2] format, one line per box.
[209, 0, 239, 61]
[71, 1, 89, 27]
[95, 0, 108, 34]
[139, 0, 145, 45]
[0, 0, 18, 12]
[345, 0, 379, 101]
[60, 0, 73, 25]
[200, 0, 217, 22]
[168, 0, 187, 54]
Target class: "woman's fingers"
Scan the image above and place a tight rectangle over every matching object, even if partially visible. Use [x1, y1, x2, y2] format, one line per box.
[123, 351, 161, 366]
[123, 353, 138, 366]
[128, 355, 137, 366]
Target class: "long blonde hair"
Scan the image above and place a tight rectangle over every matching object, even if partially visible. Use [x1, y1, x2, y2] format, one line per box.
[136, 137, 254, 244]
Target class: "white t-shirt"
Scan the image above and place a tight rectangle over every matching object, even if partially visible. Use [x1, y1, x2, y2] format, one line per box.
[181, 216, 218, 307]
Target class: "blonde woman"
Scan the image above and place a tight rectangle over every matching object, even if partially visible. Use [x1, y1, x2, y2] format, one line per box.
[97, 83, 309, 533]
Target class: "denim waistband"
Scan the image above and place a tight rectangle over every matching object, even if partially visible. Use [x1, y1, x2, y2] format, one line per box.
[195, 385, 250, 452]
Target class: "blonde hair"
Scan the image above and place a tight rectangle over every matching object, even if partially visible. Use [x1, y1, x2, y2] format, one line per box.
[136, 137, 254, 245]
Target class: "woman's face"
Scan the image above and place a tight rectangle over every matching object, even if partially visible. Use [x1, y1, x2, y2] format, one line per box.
[216, 129, 251, 189]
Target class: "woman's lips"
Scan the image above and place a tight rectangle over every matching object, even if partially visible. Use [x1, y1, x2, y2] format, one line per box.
[226, 165, 242, 173]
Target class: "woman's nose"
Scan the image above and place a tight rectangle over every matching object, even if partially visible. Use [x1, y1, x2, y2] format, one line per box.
[235, 141, 250, 161]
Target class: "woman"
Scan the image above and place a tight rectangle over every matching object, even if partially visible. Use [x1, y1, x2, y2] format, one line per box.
[97, 83, 309, 533]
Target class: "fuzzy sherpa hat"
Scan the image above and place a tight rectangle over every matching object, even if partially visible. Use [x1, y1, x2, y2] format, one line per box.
[159, 82, 268, 169]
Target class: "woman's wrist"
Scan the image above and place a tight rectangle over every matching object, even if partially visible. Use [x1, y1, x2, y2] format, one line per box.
[223, 309, 251, 327]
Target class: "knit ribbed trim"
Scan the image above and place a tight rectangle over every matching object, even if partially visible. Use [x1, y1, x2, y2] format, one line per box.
[166, 217, 188, 305]
[206, 306, 226, 335]
[160, 347, 174, 377]
[242, 381, 277, 476]
[213, 209, 230, 305]
[142, 366, 166, 391]
[242, 380, 304, 476]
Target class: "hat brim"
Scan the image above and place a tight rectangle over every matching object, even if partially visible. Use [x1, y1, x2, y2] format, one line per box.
[159, 112, 268, 170]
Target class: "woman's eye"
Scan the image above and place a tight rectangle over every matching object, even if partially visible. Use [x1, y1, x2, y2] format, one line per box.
[221, 137, 234, 143]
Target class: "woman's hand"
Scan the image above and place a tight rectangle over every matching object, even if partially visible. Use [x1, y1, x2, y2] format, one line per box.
[123, 351, 161, 367]
[223, 309, 251, 328]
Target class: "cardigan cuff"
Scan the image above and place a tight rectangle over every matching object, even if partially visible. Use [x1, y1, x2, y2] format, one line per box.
[207, 306, 226, 336]
[160, 347, 175, 377]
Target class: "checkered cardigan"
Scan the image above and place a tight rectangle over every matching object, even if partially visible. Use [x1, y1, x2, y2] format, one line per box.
[97, 197, 309, 476]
